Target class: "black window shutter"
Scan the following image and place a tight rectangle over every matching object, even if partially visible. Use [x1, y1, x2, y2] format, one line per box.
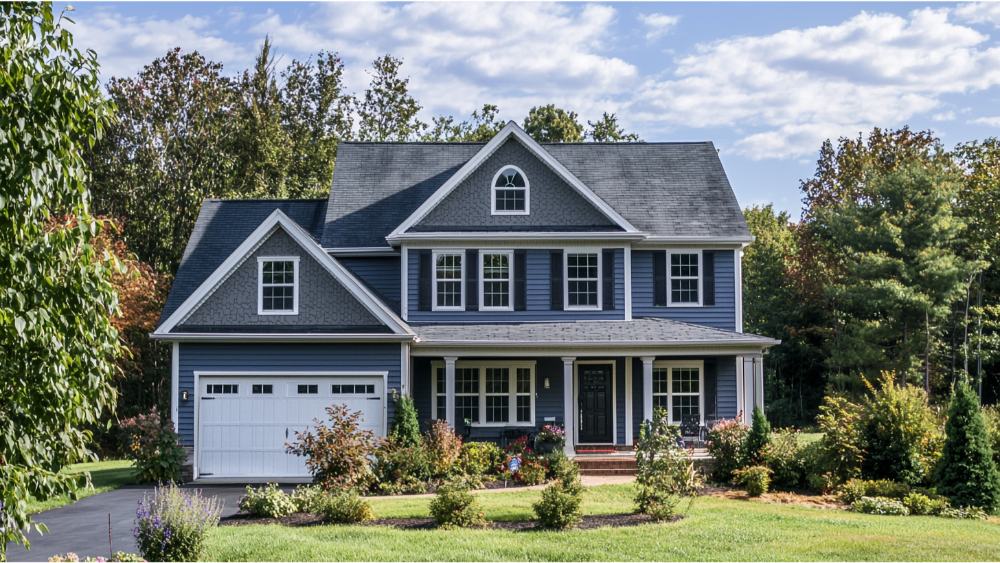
[704, 358, 718, 421]
[602, 249, 614, 310]
[418, 250, 432, 311]
[653, 251, 667, 306]
[465, 249, 478, 311]
[550, 250, 564, 310]
[514, 250, 527, 311]
[703, 251, 715, 306]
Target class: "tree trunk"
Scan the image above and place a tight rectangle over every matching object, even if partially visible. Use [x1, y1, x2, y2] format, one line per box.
[925, 311, 931, 397]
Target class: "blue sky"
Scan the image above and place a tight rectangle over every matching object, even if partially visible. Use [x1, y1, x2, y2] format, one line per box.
[65, 2, 1000, 217]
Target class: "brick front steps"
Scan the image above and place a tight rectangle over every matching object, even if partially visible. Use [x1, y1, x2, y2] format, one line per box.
[573, 448, 715, 477]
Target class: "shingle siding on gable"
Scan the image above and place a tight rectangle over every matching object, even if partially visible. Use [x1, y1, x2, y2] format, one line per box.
[407, 247, 626, 322]
[631, 249, 736, 330]
[414, 138, 618, 230]
[177, 228, 383, 329]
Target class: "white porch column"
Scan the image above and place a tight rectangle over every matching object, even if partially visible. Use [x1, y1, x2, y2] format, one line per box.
[624, 357, 633, 446]
[641, 356, 655, 423]
[170, 342, 179, 428]
[562, 357, 576, 457]
[444, 357, 457, 429]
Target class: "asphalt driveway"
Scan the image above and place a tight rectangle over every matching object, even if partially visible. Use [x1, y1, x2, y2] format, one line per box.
[4, 484, 254, 562]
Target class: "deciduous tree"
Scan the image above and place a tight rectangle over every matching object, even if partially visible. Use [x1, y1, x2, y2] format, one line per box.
[356, 55, 425, 142]
[523, 104, 584, 142]
[586, 112, 640, 142]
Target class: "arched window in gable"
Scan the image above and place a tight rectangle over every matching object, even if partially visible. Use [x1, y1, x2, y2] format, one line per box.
[491, 166, 529, 215]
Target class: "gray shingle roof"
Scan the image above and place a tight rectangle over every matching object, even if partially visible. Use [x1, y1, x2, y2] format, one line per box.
[159, 199, 328, 325]
[412, 317, 777, 346]
[322, 141, 749, 248]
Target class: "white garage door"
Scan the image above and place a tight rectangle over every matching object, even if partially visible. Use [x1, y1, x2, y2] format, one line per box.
[198, 376, 384, 479]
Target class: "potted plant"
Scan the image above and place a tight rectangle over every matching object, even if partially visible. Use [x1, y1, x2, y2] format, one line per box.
[534, 425, 565, 454]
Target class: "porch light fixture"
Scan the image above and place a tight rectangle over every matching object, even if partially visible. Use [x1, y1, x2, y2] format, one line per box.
[543, 378, 550, 389]
[182, 390, 189, 401]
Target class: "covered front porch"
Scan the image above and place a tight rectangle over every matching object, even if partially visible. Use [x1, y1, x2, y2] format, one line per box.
[407, 318, 778, 456]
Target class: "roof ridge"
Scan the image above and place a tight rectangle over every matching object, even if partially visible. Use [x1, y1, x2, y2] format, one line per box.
[205, 198, 328, 203]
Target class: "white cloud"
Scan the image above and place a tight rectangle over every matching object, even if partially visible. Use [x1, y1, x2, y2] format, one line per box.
[639, 13, 680, 40]
[970, 116, 1000, 126]
[933, 111, 956, 121]
[631, 8, 1000, 159]
[954, 2, 1000, 27]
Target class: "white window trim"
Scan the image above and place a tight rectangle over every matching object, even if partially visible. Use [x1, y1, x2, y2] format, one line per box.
[431, 360, 537, 427]
[667, 249, 703, 307]
[431, 250, 465, 311]
[257, 256, 300, 315]
[479, 250, 514, 312]
[564, 249, 602, 311]
[490, 165, 530, 216]
[652, 359, 705, 426]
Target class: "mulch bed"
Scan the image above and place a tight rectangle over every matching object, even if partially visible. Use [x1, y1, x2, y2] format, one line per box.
[220, 512, 680, 530]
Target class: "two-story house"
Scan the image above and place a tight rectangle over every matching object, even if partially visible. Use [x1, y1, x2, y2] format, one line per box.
[153, 121, 777, 481]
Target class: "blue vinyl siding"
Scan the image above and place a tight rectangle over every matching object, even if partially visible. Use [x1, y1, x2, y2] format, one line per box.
[716, 355, 738, 419]
[631, 250, 736, 330]
[338, 256, 401, 313]
[408, 248, 626, 322]
[177, 342, 401, 445]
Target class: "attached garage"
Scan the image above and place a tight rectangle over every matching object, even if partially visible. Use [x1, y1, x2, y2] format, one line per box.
[196, 373, 386, 479]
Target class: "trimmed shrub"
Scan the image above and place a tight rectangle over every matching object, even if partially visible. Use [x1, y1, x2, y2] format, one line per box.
[935, 379, 1000, 514]
[902, 492, 947, 516]
[460, 442, 503, 476]
[133, 483, 222, 562]
[634, 407, 704, 520]
[763, 429, 806, 489]
[312, 488, 374, 523]
[389, 394, 422, 448]
[119, 407, 185, 484]
[376, 476, 428, 495]
[285, 405, 380, 489]
[239, 483, 296, 517]
[742, 405, 772, 467]
[852, 496, 909, 516]
[291, 484, 324, 513]
[518, 457, 547, 486]
[838, 479, 910, 504]
[429, 477, 486, 529]
[424, 420, 463, 478]
[939, 506, 988, 520]
[816, 395, 864, 486]
[543, 449, 573, 481]
[860, 372, 941, 485]
[533, 458, 583, 529]
[372, 442, 431, 493]
[706, 417, 749, 482]
[733, 466, 772, 497]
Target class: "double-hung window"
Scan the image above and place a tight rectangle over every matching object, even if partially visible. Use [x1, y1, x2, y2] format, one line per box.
[652, 361, 703, 425]
[431, 361, 535, 426]
[566, 252, 600, 309]
[480, 252, 512, 310]
[433, 252, 463, 310]
[669, 252, 700, 305]
[258, 257, 299, 314]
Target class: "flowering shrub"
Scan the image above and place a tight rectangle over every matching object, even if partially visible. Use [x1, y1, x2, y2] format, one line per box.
[119, 407, 185, 483]
[852, 496, 910, 516]
[133, 484, 222, 562]
[634, 407, 704, 520]
[706, 417, 749, 482]
[239, 483, 296, 517]
[535, 425, 565, 444]
[938, 506, 988, 520]
[423, 420, 463, 478]
[291, 484, 325, 513]
[460, 442, 503, 476]
[48, 553, 145, 562]
[733, 466, 772, 497]
[429, 477, 486, 529]
[285, 405, 381, 489]
[517, 458, 547, 486]
[311, 488, 374, 523]
[902, 492, 948, 516]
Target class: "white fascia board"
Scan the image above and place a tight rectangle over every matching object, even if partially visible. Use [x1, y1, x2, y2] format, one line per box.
[155, 209, 413, 336]
[151, 333, 416, 342]
[411, 344, 777, 358]
[640, 236, 755, 245]
[387, 121, 639, 239]
[325, 247, 399, 256]
[387, 231, 647, 243]
[412, 338, 781, 348]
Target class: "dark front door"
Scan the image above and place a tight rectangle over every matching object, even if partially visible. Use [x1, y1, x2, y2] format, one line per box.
[578, 364, 613, 443]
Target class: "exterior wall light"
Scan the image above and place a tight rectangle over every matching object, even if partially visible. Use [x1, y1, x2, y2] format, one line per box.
[543, 378, 550, 389]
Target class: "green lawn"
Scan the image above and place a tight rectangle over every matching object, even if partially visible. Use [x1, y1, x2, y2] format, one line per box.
[26, 459, 137, 514]
[797, 432, 823, 445]
[204, 484, 1000, 561]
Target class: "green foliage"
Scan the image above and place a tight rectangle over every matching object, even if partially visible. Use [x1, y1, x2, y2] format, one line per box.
[763, 429, 807, 489]
[239, 484, 296, 518]
[517, 458, 547, 486]
[423, 420, 463, 478]
[982, 405, 1000, 469]
[543, 449, 573, 481]
[285, 405, 381, 489]
[938, 506, 988, 520]
[634, 407, 704, 520]
[389, 394, 422, 448]
[429, 477, 486, 529]
[838, 479, 911, 504]
[852, 496, 910, 516]
[373, 442, 431, 492]
[902, 492, 948, 516]
[290, 484, 324, 513]
[0, 3, 123, 555]
[356, 55, 426, 142]
[48, 552, 146, 562]
[533, 458, 583, 528]
[935, 380, 1000, 514]
[118, 408, 185, 484]
[706, 418, 749, 482]
[311, 488, 375, 524]
[586, 112, 641, 142]
[422, 104, 504, 142]
[460, 442, 503, 477]
[522, 104, 584, 142]
[134, 484, 222, 562]
[816, 395, 865, 486]
[742, 406, 772, 466]
[860, 373, 942, 485]
[733, 466, 772, 497]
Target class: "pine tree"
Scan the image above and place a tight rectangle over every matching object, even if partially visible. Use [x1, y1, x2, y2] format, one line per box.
[742, 405, 772, 466]
[389, 394, 421, 448]
[935, 380, 1000, 513]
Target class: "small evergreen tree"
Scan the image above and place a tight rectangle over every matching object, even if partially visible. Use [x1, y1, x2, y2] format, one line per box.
[389, 394, 421, 448]
[742, 405, 772, 466]
[935, 380, 1000, 514]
